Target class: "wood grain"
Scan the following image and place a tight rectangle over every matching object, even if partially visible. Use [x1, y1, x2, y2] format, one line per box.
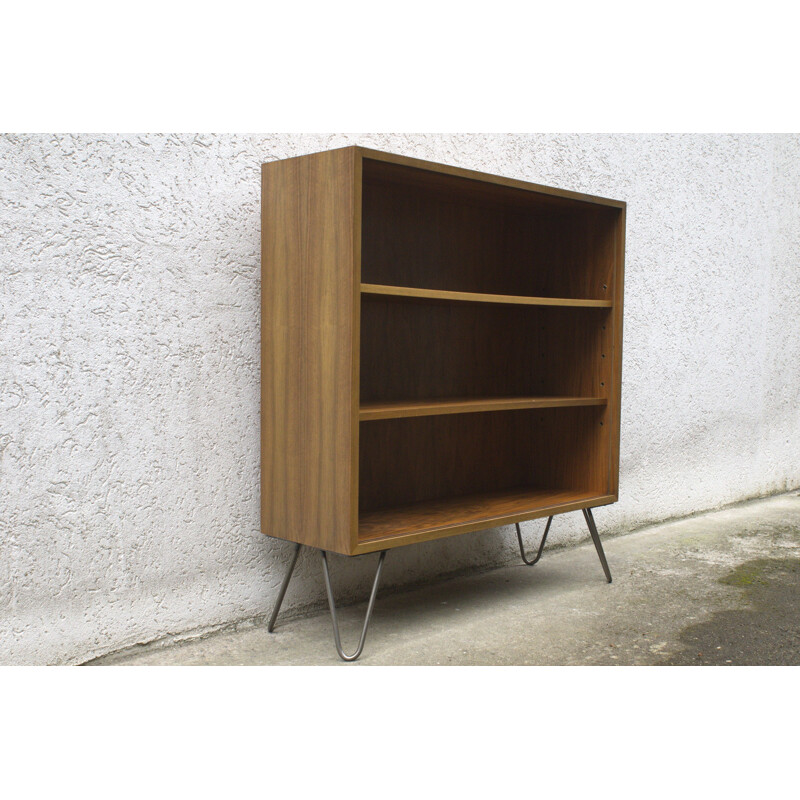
[261, 149, 356, 554]
[357, 488, 616, 550]
[360, 396, 607, 421]
[361, 283, 612, 308]
[261, 146, 625, 555]
[360, 159, 617, 301]
[608, 206, 626, 497]
[360, 299, 611, 403]
[358, 407, 608, 518]
[358, 147, 625, 211]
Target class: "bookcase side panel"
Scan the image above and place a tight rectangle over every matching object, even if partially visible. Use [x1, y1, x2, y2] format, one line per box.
[609, 206, 627, 497]
[261, 150, 356, 554]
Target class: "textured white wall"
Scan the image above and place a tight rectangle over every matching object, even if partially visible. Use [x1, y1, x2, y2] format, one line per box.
[1, 133, 799, 665]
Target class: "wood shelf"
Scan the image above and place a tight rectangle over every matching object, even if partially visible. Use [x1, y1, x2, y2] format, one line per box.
[360, 396, 607, 421]
[361, 283, 613, 309]
[358, 487, 614, 546]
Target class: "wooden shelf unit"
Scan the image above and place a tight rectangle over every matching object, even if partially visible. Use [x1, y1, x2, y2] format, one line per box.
[262, 146, 626, 556]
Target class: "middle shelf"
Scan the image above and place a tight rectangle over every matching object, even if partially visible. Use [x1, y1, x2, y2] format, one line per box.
[360, 395, 607, 421]
[361, 283, 613, 308]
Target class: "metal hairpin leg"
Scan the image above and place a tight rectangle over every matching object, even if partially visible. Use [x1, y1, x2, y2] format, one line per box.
[321, 549, 387, 662]
[515, 516, 553, 566]
[583, 507, 613, 583]
[515, 510, 612, 583]
[268, 543, 388, 661]
[267, 542, 302, 632]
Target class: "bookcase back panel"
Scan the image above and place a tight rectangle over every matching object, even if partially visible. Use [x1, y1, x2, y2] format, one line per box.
[362, 158, 620, 301]
[360, 297, 612, 402]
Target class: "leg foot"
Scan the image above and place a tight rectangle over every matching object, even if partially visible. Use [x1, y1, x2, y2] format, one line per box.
[515, 516, 552, 566]
[582, 508, 612, 583]
[321, 550, 387, 662]
[267, 542, 302, 632]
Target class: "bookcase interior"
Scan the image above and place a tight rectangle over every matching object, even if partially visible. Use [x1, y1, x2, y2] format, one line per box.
[362, 157, 620, 300]
[360, 298, 612, 403]
[357, 156, 622, 546]
[359, 406, 609, 542]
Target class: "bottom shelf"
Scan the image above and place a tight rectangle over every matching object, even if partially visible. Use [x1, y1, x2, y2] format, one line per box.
[358, 487, 613, 546]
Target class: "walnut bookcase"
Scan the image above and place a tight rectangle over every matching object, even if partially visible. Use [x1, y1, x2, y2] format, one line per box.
[262, 146, 626, 660]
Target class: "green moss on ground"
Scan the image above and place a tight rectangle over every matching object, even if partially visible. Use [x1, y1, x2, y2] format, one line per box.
[719, 561, 769, 587]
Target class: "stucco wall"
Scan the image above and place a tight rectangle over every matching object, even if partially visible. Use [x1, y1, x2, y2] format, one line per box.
[2, 133, 799, 665]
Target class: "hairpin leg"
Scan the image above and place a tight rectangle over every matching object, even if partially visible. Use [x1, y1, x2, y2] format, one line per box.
[583, 508, 612, 583]
[321, 549, 387, 662]
[515, 516, 553, 566]
[267, 542, 302, 632]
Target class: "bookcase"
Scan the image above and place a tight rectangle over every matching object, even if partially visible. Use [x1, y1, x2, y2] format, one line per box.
[261, 146, 625, 658]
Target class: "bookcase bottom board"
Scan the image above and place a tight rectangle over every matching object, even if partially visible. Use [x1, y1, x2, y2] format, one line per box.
[356, 487, 616, 552]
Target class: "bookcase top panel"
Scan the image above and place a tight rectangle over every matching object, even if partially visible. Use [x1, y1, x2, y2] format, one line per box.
[264, 145, 626, 212]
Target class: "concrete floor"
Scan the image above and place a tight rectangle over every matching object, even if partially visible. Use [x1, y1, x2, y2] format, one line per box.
[88, 492, 800, 666]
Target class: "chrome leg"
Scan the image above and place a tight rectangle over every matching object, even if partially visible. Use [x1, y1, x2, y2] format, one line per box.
[515, 516, 553, 566]
[583, 508, 612, 583]
[321, 549, 387, 662]
[267, 542, 302, 632]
